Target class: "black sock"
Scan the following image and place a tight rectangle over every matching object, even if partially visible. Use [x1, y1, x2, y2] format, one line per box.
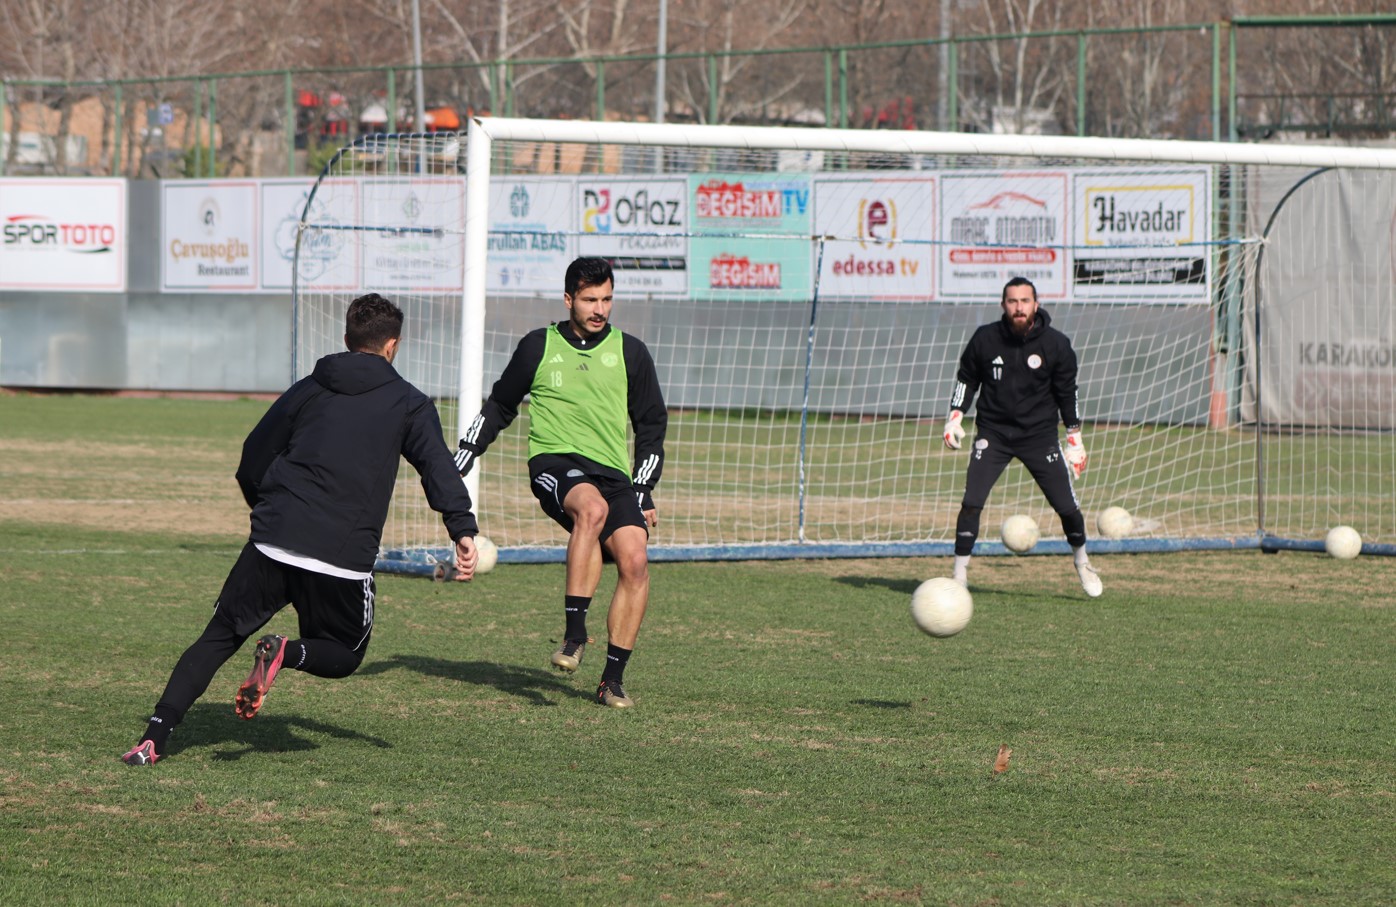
[141, 705, 180, 755]
[601, 644, 632, 684]
[564, 595, 591, 642]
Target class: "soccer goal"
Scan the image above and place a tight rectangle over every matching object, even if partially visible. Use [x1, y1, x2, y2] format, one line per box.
[293, 121, 1396, 570]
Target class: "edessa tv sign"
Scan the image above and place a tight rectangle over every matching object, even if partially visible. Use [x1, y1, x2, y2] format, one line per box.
[0, 178, 126, 291]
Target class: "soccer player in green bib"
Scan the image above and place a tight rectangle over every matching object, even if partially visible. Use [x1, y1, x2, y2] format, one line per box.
[455, 257, 667, 707]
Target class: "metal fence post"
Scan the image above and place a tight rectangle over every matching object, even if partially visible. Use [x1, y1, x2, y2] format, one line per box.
[208, 78, 218, 177]
[113, 82, 123, 177]
[192, 80, 203, 178]
[284, 71, 294, 176]
[1076, 32, 1087, 136]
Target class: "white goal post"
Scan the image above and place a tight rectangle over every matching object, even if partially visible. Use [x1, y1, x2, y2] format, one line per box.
[293, 119, 1396, 570]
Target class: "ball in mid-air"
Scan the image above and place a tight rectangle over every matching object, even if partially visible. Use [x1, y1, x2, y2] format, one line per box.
[475, 535, 499, 573]
[910, 577, 973, 637]
[1097, 506, 1134, 540]
[1000, 514, 1039, 554]
[1324, 525, 1362, 560]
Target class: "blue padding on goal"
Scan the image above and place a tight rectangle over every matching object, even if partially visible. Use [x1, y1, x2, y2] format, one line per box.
[1259, 536, 1396, 557]
[375, 535, 1291, 574]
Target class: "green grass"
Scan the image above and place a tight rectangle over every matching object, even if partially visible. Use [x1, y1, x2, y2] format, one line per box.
[2, 393, 1396, 904]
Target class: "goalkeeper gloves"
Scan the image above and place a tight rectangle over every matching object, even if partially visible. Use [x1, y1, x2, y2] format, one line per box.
[942, 410, 966, 450]
[1063, 429, 1087, 478]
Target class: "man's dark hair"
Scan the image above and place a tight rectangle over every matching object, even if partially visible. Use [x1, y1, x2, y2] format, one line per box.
[1001, 276, 1038, 303]
[345, 293, 404, 351]
[564, 257, 614, 297]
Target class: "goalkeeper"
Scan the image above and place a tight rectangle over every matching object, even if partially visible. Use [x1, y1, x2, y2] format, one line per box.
[455, 257, 667, 708]
[941, 276, 1102, 597]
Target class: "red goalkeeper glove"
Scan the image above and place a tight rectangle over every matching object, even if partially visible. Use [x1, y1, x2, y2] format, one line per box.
[1063, 429, 1087, 478]
[942, 410, 966, 450]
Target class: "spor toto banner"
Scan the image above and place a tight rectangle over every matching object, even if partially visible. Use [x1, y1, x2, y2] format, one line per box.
[0, 178, 126, 291]
[161, 181, 258, 291]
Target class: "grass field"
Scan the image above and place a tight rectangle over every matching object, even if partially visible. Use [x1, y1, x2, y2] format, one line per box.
[3, 392, 1396, 905]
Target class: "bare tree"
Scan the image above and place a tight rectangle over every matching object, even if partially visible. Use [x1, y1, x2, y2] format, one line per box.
[669, 0, 809, 125]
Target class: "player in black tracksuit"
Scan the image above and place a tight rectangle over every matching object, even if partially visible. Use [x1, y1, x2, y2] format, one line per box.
[941, 277, 1102, 597]
[122, 294, 479, 766]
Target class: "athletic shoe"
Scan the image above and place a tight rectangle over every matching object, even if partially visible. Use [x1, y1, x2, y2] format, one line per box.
[234, 633, 289, 720]
[1076, 563, 1104, 598]
[121, 740, 159, 766]
[596, 678, 634, 708]
[551, 639, 586, 673]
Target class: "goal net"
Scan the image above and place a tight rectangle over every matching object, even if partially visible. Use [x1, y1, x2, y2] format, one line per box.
[293, 122, 1396, 569]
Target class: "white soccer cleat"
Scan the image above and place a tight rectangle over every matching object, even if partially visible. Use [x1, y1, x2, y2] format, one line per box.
[1076, 562, 1103, 598]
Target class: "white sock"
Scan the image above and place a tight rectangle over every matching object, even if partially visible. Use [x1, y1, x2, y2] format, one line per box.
[952, 554, 971, 579]
[1072, 545, 1090, 567]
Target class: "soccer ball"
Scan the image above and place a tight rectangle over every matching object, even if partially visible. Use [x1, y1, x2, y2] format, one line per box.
[1324, 525, 1362, 560]
[1097, 506, 1134, 540]
[910, 577, 973, 638]
[1000, 514, 1039, 554]
[475, 535, 499, 573]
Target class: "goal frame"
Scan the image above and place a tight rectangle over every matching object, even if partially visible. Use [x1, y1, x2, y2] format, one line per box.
[450, 117, 1396, 564]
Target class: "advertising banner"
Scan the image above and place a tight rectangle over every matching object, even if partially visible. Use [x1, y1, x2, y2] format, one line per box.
[261, 178, 360, 292]
[161, 181, 258, 291]
[814, 175, 935, 301]
[577, 177, 688, 295]
[689, 173, 812, 300]
[487, 177, 574, 294]
[0, 178, 126, 292]
[1071, 168, 1212, 301]
[938, 172, 1068, 299]
[356, 177, 466, 293]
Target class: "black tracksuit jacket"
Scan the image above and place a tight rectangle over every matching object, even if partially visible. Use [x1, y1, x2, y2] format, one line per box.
[947, 308, 1081, 443]
[236, 350, 477, 573]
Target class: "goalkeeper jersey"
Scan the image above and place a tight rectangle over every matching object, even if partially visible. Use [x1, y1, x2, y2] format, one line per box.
[947, 307, 1080, 442]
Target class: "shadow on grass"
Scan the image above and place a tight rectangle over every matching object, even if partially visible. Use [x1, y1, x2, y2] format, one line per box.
[851, 699, 913, 709]
[167, 702, 393, 761]
[358, 655, 592, 706]
[834, 575, 922, 595]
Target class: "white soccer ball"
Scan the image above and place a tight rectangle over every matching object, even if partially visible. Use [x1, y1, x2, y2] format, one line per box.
[1324, 525, 1362, 560]
[1000, 514, 1039, 554]
[475, 535, 498, 573]
[910, 577, 973, 638]
[1097, 506, 1135, 540]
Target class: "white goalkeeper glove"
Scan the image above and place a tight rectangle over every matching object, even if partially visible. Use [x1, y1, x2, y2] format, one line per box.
[1063, 429, 1087, 478]
[942, 410, 965, 450]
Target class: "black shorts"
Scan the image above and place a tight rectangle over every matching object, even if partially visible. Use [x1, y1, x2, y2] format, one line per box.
[530, 466, 648, 544]
[213, 543, 376, 652]
[961, 432, 1080, 516]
